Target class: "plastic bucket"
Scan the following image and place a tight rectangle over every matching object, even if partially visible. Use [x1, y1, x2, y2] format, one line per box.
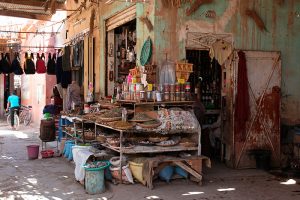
[26, 145, 40, 160]
[84, 161, 110, 194]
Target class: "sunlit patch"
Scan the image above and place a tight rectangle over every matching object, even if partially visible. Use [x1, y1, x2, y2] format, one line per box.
[146, 196, 161, 199]
[63, 191, 74, 195]
[280, 179, 296, 185]
[88, 198, 108, 200]
[53, 188, 59, 191]
[62, 176, 68, 178]
[0, 130, 28, 139]
[26, 185, 33, 189]
[20, 194, 49, 200]
[52, 197, 63, 200]
[182, 191, 204, 196]
[15, 166, 18, 168]
[217, 188, 236, 192]
[13, 190, 28, 194]
[27, 178, 37, 185]
[1, 155, 13, 159]
[44, 191, 49, 194]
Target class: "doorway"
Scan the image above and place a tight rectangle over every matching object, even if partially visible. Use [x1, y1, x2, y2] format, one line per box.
[186, 49, 222, 160]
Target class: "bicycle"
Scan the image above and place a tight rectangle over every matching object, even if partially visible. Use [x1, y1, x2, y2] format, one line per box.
[6, 108, 20, 130]
[6, 105, 32, 127]
[19, 105, 32, 126]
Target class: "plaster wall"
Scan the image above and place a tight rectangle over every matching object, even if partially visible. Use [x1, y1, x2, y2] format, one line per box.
[152, 0, 300, 125]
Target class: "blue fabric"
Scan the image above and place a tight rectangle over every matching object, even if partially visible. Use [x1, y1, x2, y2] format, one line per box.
[8, 95, 20, 107]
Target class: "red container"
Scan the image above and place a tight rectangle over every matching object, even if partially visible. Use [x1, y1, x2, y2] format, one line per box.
[41, 149, 54, 158]
[27, 145, 40, 160]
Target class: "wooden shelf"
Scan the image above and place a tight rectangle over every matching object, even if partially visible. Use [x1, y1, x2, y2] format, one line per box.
[101, 143, 198, 154]
[118, 100, 195, 106]
[205, 110, 221, 114]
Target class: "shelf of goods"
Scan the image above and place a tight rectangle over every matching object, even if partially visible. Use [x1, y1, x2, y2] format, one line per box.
[94, 106, 205, 188]
[61, 115, 95, 144]
[117, 100, 195, 114]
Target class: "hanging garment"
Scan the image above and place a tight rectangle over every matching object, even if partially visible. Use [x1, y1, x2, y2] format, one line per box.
[24, 52, 36, 74]
[36, 53, 46, 73]
[11, 53, 24, 75]
[61, 70, 72, 89]
[66, 82, 81, 110]
[0, 53, 12, 74]
[234, 51, 250, 142]
[56, 55, 63, 84]
[209, 40, 233, 66]
[73, 40, 84, 68]
[47, 53, 56, 75]
[62, 45, 71, 71]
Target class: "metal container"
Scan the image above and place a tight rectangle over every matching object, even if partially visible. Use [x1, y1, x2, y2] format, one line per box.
[170, 92, 175, 101]
[164, 92, 170, 101]
[156, 92, 162, 102]
[170, 84, 175, 93]
[140, 91, 145, 101]
[180, 92, 185, 101]
[175, 83, 180, 92]
[163, 84, 170, 92]
[147, 91, 152, 100]
[175, 92, 181, 101]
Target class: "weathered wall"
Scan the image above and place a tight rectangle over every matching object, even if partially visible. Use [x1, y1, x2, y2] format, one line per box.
[65, 0, 100, 99]
[153, 0, 300, 125]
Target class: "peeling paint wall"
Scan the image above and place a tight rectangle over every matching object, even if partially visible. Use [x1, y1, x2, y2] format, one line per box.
[153, 0, 300, 125]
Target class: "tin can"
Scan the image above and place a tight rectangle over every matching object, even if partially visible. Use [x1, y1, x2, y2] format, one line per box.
[175, 92, 181, 101]
[147, 91, 152, 100]
[170, 84, 175, 93]
[140, 91, 145, 101]
[180, 84, 184, 92]
[180, 92, 185, 101]
[152, 91, 157, 101]
[147, 84, 153, 91]
[156, 92, 162, 102]
[163, 84, 170, 92]
[157, 84, 163, 92]
[185, 92, 191, 101]
[170, 92, 175, 101]
[164, 92, 170, 101]
[175, 83, 180, 92]
[185, 82, 191, 91]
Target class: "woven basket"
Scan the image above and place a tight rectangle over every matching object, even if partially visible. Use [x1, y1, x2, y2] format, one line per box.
[138, 121, 161, 129]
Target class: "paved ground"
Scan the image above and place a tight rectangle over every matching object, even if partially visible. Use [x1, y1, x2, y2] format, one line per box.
[0, 122, 299, 200]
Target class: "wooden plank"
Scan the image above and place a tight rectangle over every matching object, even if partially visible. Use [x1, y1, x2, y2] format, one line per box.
[174, 161, 202, 181]
[0, 10, 51, 21]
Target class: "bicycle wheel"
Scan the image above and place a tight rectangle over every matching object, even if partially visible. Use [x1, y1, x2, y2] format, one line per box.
[7, 114, 11, 126]
[23, 112, 32, 126]
[14, 114, 20, 130]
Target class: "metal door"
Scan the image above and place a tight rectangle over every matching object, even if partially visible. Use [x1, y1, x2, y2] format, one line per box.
[233, 51, 281, 168]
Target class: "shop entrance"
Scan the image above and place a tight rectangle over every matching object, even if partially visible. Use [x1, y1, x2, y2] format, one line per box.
[186, 49, 223, 160]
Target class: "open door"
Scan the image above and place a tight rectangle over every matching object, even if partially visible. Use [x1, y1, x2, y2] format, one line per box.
[233, 51, 281, 169]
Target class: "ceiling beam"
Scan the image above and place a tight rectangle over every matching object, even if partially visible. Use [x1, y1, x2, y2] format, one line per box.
[0, 10, 51, 21]
[0, 0, 66, 9]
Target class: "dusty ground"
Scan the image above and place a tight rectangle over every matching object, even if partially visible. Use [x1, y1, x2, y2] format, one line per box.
[0, 122, 299, 200]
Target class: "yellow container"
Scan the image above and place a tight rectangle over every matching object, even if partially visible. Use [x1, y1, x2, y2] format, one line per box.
[129, 161, 146, 185]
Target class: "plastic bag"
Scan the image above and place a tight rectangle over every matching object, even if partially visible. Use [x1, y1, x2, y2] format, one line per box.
[159, 60, 176, 84]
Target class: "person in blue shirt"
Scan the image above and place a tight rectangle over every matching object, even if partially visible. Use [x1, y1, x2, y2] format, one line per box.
[6, 91, 20, 129]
